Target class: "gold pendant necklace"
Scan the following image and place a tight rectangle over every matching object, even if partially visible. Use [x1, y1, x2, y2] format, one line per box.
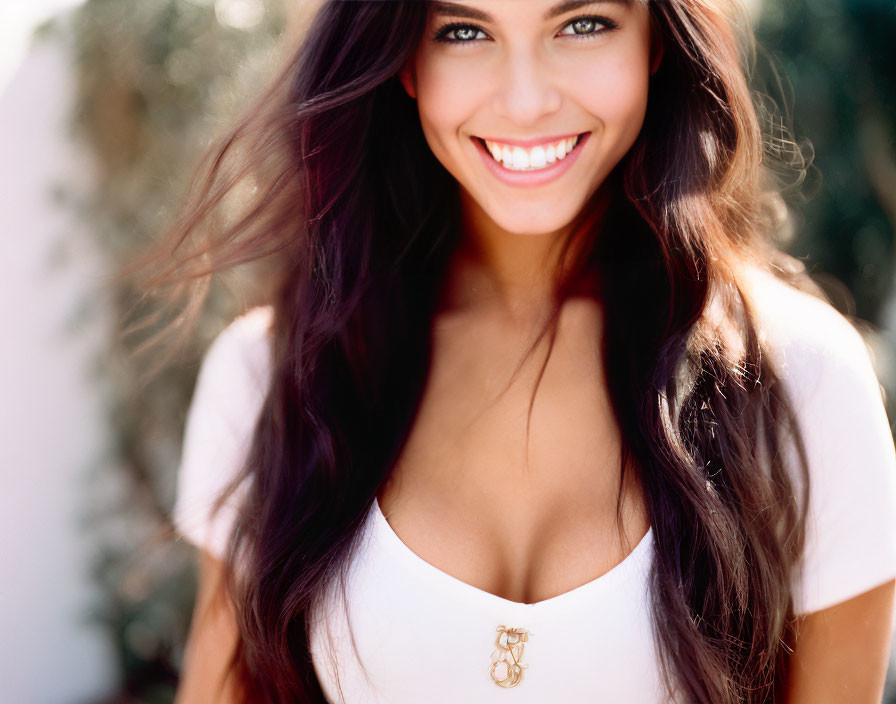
[490, 625, 531, 688]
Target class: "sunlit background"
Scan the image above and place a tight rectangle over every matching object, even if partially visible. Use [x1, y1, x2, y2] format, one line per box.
[2, 0, 894, 701]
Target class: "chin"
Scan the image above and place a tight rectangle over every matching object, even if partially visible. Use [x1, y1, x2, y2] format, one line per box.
[487, 205, 582, 237]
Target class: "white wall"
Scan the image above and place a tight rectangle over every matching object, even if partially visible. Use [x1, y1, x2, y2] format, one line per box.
[0, 22, 117, 704]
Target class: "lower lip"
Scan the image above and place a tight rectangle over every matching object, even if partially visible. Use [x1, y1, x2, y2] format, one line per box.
[473, 133, 590, 188]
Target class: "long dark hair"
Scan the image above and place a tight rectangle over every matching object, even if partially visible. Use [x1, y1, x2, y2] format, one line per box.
[135, 1, 819, 701]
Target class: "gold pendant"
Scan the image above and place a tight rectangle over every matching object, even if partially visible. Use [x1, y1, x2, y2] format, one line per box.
[490, 625, 531, 688]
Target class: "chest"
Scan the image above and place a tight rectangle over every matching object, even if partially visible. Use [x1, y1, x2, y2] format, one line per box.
[308, 498, 666, 702]
[376, 298, 650, 605]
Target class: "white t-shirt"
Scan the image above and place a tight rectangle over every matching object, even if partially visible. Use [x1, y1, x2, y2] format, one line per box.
[172, 266, 896, 703]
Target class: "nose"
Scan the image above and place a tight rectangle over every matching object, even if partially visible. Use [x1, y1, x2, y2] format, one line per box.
[492, 47, 562, 127]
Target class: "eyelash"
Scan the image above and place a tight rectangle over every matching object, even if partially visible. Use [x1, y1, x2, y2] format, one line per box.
[433, 15, 619, 45]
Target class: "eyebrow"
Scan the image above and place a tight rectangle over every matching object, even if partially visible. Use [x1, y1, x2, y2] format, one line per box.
[431, 0, 633, 23]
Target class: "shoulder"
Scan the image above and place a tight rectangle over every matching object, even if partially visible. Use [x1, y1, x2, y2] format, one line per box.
[183, 304, 277, 449]
[214, 304, 274, 345]
[187, 305, 276, 421]
[187, 305, 276, 444]
[197, 305, 275, 390]
[734, 262, 889, 479]
[173, 306, 275, 558]
[735, 264, 896, 615]
[735, 264, 881, 409]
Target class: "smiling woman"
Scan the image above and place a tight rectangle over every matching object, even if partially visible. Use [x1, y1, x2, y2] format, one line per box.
[130, 1, 896, 702]
[407, 0, 654, 237]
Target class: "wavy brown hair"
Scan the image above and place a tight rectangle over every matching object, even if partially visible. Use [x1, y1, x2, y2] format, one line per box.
[133, 1, 823, 701]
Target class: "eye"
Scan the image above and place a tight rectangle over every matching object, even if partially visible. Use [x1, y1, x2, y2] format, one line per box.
[557, 15, 618, 40]
[433, 15, 618, 46]
[433, 23, 489, 44]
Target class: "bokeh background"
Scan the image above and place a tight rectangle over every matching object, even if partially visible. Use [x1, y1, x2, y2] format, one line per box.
[2, 0, 894, 701]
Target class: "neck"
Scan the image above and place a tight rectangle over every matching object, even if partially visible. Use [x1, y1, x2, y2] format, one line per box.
[442, 186, 610, 323]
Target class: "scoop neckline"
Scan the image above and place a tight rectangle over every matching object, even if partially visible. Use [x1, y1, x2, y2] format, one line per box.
[371, 496, 653, 612]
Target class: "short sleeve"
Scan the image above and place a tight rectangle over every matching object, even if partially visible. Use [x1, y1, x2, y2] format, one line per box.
[171, 307, 274, 560]
[749, 271, 896, 616]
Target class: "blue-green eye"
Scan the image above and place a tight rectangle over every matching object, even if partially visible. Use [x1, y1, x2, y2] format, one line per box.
[558, 16, 617, 39]
[433, 15, 618, 45]
[434, 23, 488, 43]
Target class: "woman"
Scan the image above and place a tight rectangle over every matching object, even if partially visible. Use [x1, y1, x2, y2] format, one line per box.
[153, 1, 896, 702]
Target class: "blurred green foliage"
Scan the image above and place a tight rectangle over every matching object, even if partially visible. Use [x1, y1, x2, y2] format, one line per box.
[755, 0, 896, 322]
[65, 1, 287, 701]
[61, 0, 895, 701]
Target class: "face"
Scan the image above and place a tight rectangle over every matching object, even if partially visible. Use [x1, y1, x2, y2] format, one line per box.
[401, 0, 661, 237]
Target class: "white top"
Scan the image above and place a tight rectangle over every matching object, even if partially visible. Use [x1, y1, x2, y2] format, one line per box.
[172, 266, 896, 703]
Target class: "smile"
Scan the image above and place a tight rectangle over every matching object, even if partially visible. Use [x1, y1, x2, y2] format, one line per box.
[481, 135, 582, 172]
[472, 132, 590, 188]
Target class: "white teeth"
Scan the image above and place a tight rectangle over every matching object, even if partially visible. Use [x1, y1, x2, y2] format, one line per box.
[511, 147, 529, 170]
[483, 135, 581, 171]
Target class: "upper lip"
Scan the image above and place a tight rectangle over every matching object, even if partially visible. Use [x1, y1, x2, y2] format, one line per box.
[475, 132, 585, 149]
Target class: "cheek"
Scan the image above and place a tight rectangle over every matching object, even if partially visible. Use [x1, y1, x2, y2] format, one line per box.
[567, 38, 652, 152]
[413, 53, 483, 159]
[581, 62, 648, 136]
